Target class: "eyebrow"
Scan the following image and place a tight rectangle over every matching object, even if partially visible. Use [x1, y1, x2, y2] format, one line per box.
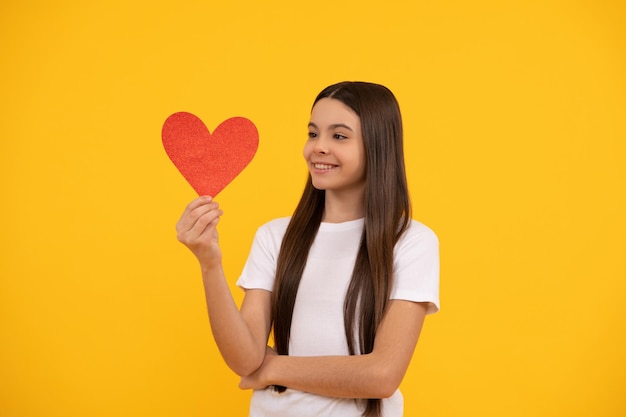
[308, 122, 354, 132]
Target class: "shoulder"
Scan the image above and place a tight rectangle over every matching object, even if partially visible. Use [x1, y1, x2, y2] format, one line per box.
[397, 219, 439, 251]
[392, 220, 440, 312]
[253, 217, 292, 246]
[238, 218, 293, 290]
[256, 216, 291, 235]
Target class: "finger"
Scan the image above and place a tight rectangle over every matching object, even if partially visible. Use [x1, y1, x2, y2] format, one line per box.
[179, 196, 214, 221]
[184, 203, 220, 233]
[185, 208, 224, 239]
[178, 208, 219, 242]
[177, 198, 219, 233]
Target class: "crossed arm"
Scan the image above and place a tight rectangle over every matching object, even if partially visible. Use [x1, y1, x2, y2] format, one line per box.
[239, 298, 427, 399]
[177, 196, 428, 399]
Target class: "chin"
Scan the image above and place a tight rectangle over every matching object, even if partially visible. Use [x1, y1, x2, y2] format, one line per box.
[310, 178, 332, 191]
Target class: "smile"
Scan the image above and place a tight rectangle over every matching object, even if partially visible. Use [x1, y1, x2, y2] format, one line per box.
[313, 163, 337, 170]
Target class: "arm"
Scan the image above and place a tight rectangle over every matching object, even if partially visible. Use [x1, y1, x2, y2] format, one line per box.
[177, 196, 271, 376]
[240, 299, 428, 398]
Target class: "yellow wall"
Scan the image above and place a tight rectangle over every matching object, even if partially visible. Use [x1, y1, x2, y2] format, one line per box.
[1, 1, 624, 416]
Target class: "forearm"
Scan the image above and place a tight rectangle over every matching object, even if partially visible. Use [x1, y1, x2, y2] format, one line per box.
[242, 301, 428, 398]
[263, 353, 401, 399]
[201, 264, 265, 376]
[176, 197, 268, 376]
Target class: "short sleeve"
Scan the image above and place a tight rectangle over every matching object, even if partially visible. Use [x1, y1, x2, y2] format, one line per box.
[390, 220, 440, 314]
[236, 217, 290, 292]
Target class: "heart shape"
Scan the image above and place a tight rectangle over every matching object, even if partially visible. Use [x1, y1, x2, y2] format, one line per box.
[162, 112, 259, 196]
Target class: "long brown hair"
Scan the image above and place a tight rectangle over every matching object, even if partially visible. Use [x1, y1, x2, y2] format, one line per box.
[272, 82, 411, 417]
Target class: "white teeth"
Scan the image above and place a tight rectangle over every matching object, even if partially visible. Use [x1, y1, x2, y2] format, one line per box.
[314, 163, 336, 170]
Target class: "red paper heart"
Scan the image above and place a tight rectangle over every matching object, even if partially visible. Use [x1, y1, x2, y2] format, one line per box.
[162, 112, 259, 196]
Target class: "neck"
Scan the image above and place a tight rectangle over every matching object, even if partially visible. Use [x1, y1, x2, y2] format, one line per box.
[322, 188, 365, 223]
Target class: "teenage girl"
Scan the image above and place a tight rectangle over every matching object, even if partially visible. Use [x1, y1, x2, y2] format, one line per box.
[176, 81, 440, 417]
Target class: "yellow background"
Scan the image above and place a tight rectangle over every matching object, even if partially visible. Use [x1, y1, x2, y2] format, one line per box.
[1, 1, 624, 416]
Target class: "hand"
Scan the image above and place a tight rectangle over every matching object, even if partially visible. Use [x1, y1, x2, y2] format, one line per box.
[239, 346, 278, 391]
[176, 196, 224, 269]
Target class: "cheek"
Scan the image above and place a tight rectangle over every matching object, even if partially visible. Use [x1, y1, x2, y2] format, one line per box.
[356, 151, 367, 177]
[302, 141, 313, 160]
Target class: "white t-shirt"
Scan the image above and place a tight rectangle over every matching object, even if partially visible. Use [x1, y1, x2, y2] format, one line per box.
[237, 217, 440, 417]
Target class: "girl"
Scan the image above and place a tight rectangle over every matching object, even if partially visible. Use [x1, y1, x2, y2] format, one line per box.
[176, 81, 439, 417]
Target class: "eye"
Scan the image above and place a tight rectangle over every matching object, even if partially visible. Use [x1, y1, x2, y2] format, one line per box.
[308, 131, 318, 139]
[333, 133, 348, 140]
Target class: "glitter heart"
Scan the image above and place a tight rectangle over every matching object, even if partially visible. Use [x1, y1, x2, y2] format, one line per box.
[162, 112, 259, 196]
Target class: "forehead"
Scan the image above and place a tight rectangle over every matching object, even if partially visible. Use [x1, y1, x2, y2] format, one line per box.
[310, 98, 360, 128]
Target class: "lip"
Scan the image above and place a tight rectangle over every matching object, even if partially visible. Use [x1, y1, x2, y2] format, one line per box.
[310, 161, 339, 173]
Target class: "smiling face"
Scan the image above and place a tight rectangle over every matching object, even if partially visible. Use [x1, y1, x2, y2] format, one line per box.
[303, 98, 366, 196]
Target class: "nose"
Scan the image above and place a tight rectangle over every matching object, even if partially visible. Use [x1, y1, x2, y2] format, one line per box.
[314, 135, 330, 154]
